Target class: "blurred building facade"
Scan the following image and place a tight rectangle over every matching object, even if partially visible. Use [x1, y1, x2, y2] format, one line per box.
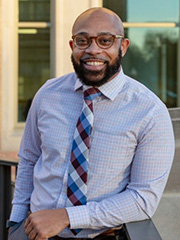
[0, 0, 179, 158]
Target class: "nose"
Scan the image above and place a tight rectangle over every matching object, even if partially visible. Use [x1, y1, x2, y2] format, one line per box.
[85, 39, 103, 54]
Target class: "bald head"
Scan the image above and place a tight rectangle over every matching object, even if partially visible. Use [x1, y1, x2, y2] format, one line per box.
[70, 7, 130, 86]
[72, 7, 124, 36]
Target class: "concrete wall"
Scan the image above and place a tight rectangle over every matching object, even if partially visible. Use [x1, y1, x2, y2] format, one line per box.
[168, 107, 180, 148]
[153, 108, 180, 240]
[165, 108, 180, 193]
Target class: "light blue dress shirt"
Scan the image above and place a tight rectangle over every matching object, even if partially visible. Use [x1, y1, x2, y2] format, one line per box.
[10, 69, 175, 238]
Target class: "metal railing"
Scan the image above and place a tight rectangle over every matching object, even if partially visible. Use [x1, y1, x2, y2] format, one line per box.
[0, 158, 162, 240]
[0, 158, 18, 240]
[125, 219, 162, 239]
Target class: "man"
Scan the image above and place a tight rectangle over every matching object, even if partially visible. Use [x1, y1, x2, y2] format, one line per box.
[7, 7, 174, 240]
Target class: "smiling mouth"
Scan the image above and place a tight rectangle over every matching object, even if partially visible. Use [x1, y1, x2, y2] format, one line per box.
[86, 61, 104, 66]
[82, 58, 107, 67]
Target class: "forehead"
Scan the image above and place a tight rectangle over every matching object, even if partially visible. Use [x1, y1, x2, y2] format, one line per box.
[73, 11, 122, 36]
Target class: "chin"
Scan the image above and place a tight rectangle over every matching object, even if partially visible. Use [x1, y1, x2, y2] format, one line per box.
[85, 75, 105, 83]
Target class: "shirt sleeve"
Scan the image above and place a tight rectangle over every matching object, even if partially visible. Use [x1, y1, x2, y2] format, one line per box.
[66, 104, 175, 230]
[10, 93, 42, 222]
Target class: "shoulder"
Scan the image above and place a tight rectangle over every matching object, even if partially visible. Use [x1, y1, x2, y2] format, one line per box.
[121, 74, 171, 130]
[33, 72, 77, 99]
[123, 74, 166, 111]
[29, 72, 77, 112]
[40, 72, 77, 92]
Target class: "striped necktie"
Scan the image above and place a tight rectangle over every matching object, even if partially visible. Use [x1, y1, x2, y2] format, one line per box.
[67, 87, 101, 235]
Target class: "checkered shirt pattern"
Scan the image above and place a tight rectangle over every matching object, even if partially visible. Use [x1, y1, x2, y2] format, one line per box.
[67, 87, 101, 235]
[10, 71, 174, 238]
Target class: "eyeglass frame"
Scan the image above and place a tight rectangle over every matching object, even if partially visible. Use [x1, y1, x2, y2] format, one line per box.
[71, 33, 124, 50]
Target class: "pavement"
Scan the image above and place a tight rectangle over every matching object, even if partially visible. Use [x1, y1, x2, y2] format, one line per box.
[152, 147, 180, 240]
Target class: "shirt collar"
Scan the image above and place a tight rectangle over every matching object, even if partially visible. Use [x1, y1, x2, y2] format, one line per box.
[74, 68, 126, 101]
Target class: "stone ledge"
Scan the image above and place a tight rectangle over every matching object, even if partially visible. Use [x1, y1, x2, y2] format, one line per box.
[168, 107, 180, 119]
[168, 108, 180, 146]
[152, 193, 180, 240]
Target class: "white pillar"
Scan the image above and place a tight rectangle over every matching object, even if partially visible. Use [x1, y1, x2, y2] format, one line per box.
[50, 0, 102, 78]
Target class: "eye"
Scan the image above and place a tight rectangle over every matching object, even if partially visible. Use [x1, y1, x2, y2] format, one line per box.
[98, 35, 113, 46]
[75, 36, 89, 46]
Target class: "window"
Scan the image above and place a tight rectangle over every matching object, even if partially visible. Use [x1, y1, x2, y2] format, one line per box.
[1, 0, 102, 152]
[103, 0, 180, 107]
[18, 0, 50, 122]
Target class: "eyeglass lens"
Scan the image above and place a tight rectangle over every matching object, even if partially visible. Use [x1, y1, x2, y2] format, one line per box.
[74, 34, 115, 49]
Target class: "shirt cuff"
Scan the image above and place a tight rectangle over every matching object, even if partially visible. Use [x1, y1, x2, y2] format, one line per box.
[66, 205, 90, 229]
[10, 204, 29, 222]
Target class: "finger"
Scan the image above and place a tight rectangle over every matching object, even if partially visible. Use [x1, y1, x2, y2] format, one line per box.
[28, 228, 37, 240]
[24, 211, 32, 227]
[24, 217, 30, 228]
[34, 232, 48, 240]
[25, 222, 34, 236]
[35, 237, 48, 240]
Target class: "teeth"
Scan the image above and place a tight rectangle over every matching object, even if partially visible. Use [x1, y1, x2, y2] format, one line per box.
[86, 61, 104, 66]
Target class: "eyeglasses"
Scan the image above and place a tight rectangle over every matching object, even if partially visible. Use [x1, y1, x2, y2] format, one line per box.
[72, 34, 124, 50]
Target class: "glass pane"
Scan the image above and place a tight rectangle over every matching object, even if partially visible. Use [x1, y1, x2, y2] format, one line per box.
[103, 0, 128, 22]
[18, 28, 50, 122]
[122, 28, 178, 108]
[19, 0, 50, 22]
[103, 0, 179, 22]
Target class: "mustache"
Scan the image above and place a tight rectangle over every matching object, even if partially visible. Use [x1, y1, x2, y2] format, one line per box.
[80, 55, 109, 62]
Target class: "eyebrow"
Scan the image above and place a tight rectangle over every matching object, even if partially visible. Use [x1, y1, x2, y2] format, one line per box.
[73, 31, 116, 36]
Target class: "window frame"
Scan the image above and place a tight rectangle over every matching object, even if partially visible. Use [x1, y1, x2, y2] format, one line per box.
[122, 22, 180, 107]
[1, 0, 102, 152]
[103, 0, 180, 107]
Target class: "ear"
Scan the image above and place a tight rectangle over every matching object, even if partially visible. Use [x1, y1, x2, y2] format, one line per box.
[69, 40, 73, 50]
[121, 38, 130, 57]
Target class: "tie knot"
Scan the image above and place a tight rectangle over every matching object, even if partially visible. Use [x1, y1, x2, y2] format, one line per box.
[83, 87, 101, 101]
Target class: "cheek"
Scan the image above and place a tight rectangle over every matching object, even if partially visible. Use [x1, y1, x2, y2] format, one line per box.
[106, 45, 120, 63]
[72, 49, 84, 63]
[108, 51, 119, 63]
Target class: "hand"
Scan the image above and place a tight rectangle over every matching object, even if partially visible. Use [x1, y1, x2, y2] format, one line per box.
[24, 209, 70, 240]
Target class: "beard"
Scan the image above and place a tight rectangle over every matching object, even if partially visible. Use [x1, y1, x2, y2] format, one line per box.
[71, 48, 122, 86]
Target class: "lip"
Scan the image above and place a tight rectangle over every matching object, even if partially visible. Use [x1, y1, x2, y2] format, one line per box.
[81, 58, 107, 71]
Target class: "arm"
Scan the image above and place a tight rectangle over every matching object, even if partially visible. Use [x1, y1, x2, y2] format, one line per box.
[66, 105, 175, 230]
[10, 93, 42, 222]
